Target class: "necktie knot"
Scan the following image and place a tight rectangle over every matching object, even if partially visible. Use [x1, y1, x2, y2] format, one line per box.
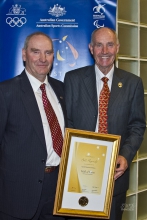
[40, 83, 46, 92]
[101, 77, 109, 83]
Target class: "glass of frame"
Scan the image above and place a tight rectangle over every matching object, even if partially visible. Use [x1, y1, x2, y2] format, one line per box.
[54, 128, 121, 219]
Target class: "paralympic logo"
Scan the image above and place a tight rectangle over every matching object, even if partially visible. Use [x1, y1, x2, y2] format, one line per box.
[93, 20, 104, 28]
[6, 17, 27, 27]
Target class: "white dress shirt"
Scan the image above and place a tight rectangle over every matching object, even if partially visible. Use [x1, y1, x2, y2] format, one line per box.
[95, 64, 114, 131]
[26, 70, 64, 166]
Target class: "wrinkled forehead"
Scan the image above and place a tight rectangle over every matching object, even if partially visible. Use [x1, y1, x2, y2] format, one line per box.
[27, 35, 53, 49]
[93, 29, 118, 45]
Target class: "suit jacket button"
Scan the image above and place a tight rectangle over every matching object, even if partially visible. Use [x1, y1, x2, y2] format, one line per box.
[38, 180, 42, 183]
[41, 159, 45, 163]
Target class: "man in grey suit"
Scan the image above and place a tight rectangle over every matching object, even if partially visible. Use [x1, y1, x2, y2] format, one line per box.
[0, 32, 66, 220]
[64, 27, 146, 220]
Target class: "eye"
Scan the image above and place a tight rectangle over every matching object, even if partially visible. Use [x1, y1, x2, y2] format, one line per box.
[108, 43, 114, 47]
[30, 48, 40, 54]
[46, 51, 53, 56]
[95, 43, 102, 47]
[32, 50, 40, 54]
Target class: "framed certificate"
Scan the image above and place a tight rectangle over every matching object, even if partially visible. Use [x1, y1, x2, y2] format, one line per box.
[54, 128, 121, 219]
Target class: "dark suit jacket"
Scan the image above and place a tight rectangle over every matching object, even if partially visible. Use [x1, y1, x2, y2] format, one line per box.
[0, 70, 67, 218]
[64, 65, 146, 196]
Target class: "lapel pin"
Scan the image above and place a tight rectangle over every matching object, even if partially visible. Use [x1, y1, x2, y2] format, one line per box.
[118, 82, 123, 88]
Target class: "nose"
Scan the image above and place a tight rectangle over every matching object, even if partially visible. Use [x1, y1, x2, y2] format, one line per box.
[102, 46, 108, 54]
[39, 53, 46, 62]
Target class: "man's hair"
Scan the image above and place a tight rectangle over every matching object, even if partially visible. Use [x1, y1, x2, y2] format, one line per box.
[90, 27, 119, 45]
[23, 31, 53, 50]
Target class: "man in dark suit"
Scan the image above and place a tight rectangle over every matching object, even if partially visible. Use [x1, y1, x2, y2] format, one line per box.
[64, 27, 146, 220]
[0, 32, 66, 220]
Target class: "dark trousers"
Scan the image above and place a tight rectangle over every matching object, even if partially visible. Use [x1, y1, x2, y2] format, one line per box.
[66, 191, 126, 220]
[109, 192, 126, 220]
[0, 167, 65, 220]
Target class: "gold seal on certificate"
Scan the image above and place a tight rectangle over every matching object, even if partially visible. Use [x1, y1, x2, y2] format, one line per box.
[79, 196, 88, 206]
[68, 142, 107, 194]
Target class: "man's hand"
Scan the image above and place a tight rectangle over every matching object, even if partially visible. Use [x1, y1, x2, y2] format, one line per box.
[114, 155, 128, 180]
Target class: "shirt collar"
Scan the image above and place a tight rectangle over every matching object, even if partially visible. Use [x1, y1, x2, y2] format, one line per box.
[25, 69, 49, 92]
[95, 64, 114, 82]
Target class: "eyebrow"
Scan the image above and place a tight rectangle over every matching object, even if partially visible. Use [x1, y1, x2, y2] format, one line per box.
[30, 48, 53, 53]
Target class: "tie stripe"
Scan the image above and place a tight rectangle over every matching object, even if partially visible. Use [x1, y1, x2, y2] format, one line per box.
[40, 83, 63, 157]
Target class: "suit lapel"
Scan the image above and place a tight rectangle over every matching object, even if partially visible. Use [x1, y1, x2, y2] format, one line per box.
[20, 71, 46, 148]
[109, 67, 125, 108]
[80, 66, 125, 113]
[83, 65, 98, 111]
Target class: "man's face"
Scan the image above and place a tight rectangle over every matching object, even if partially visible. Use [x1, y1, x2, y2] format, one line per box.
[22, 35, 54, 82]
[89, 28, 120, 75]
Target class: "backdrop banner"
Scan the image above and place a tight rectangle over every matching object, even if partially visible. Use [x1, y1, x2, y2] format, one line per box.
[0, 0, 117, 82]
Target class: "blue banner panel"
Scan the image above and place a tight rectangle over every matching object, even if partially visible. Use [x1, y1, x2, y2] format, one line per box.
[0, 0, 117, 82]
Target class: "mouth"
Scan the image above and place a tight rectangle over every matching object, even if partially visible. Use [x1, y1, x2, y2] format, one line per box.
[101, 56, 110, 59]
[38, 64, 48, 66]
[37, 65, 49, 69]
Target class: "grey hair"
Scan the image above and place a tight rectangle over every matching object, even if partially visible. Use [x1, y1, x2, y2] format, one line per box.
[23, 31, 53, 50]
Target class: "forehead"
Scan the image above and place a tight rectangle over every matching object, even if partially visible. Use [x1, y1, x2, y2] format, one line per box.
[93, 29, 117, 43]
[28, 35, 52, 49]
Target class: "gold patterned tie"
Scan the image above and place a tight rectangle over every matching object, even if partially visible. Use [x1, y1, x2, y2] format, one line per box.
[98, 77, 110, 134]
[40, 83, 63, 157]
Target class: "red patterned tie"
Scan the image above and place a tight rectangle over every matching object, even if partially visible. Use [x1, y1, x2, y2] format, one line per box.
[98, 77, 110, 134]
[40, 83, 63, 157]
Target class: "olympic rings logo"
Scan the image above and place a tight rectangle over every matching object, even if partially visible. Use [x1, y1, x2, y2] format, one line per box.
[6, 17, 27, 27]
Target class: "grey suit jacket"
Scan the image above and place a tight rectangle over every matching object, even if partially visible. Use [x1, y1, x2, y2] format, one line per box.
[64, 65, 146, 196]
[0, 70, 67, 218]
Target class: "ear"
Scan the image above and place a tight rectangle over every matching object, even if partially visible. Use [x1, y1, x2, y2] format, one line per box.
[89, 43, 93, 55]
[22, 49, 26, 61]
